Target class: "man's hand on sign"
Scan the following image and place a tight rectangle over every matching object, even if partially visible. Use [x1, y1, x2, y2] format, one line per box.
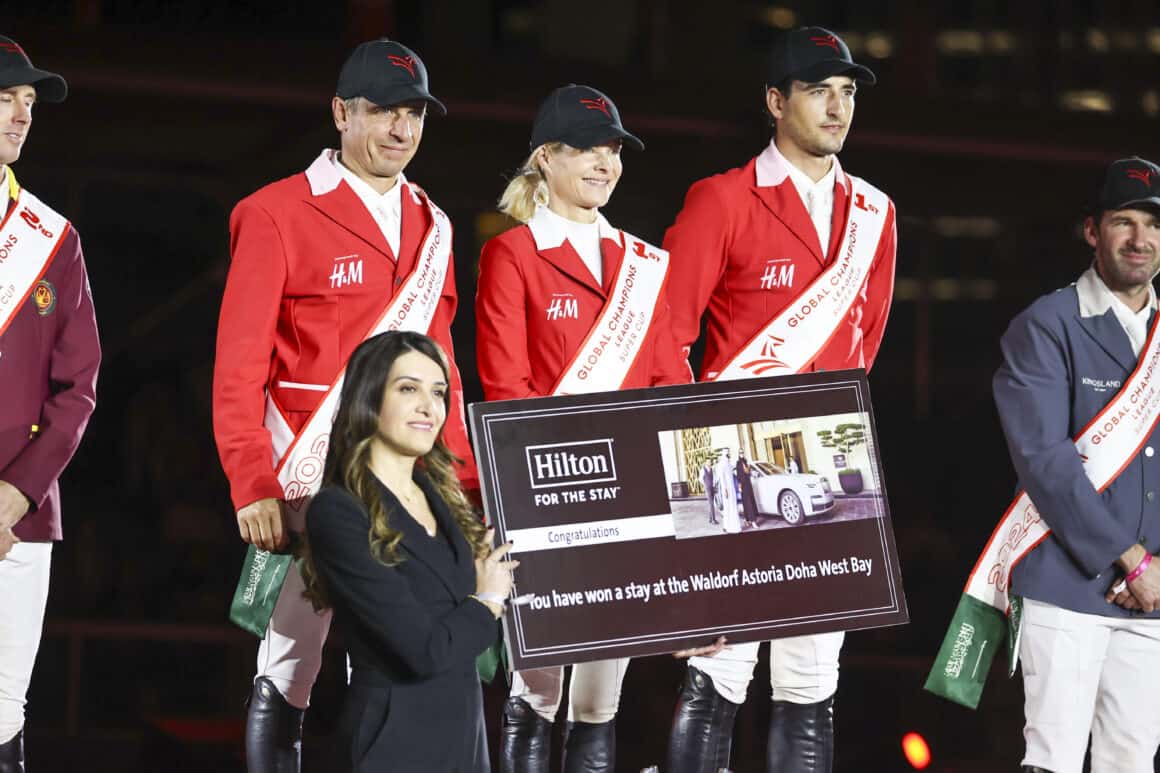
[0, 480, 30, 532]
[0, 528, 19, 561]
[237, 497, 288, 552]
[672, 635, 727, 659]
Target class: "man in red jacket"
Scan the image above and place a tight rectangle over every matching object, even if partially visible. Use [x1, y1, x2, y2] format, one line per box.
[0, 37, 100, 772]
[663, 27, 896, 773]
[212, 39, 477, 772]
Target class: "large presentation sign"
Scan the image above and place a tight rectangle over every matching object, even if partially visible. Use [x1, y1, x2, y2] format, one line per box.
[469, 370, 908, 670]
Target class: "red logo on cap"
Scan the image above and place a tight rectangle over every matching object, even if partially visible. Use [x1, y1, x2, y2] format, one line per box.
[580, 97, 611, 118]
[0, 42, 25, 56]
[387, 54, 417, 78]
[1127, 168, 1156, 186]
[810, 35, 840, 52]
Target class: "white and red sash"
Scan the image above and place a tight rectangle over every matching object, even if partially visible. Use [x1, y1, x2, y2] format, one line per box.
[265, 180, 453, 523]
[551, 231, 670, 395]
[965, 309, 1160, 619]
[708, 176, 889, 382]
[0, 178, 70, 338]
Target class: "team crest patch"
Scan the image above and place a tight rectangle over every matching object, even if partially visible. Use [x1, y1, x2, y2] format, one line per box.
[33, 280, 56, 316]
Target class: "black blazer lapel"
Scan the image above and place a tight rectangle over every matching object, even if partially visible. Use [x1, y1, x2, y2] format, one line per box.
[415, 473, 473, 566]
[1077, 309, 1138, 371]
[378, 478, 464, 600]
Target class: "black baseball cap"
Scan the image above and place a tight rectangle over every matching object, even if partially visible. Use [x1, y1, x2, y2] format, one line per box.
[0, 36, 66, 102]
[767, 27, 876, 87]
[529, 85, 644, 152]
[1094, 157, 1160, 215]
[336, 39, 446, 116]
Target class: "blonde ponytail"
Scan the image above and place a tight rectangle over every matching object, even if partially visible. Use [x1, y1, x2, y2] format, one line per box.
[497, 143, 560, 223]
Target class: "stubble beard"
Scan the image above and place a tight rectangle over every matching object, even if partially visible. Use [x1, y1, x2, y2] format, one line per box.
[1103, 247, 1159, 293]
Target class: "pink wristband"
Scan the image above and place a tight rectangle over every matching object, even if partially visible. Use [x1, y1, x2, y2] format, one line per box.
[1126, 553, 1153, 585]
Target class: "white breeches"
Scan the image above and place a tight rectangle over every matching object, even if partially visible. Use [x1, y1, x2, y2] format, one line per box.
[254, 562, 332, 709]
[0, 542, 52, 743]
[688, 631, 844, 705]
[510, 658, 630, 724]
[1020, 598, 1160, 773]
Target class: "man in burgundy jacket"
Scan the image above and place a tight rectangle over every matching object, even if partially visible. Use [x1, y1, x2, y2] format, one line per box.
[663, 27, 896, 773]
[0, 37, 100, 772]
[212, 39, 476, 771]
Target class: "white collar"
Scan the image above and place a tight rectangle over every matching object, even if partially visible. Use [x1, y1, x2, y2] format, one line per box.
[755, 138, 843, 189]
[1076, 265, 1157, 319]
[526, 205, 620, 251]
[783, 150, 836, 199]
[303, 149, 419, 206]
[334, 153, 405, 212]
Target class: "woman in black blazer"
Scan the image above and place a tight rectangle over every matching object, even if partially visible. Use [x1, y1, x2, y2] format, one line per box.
[301, 330, 517, 772]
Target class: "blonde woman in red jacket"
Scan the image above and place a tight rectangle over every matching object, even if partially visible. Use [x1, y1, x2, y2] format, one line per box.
[476, 85, 689, 772]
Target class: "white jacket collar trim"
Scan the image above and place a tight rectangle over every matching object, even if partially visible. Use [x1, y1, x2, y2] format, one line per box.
[755, 139, 845, 189]
[1076, 264, 1157, 318]
[526, 205, 619, 251]
[305, 149, 342, 196]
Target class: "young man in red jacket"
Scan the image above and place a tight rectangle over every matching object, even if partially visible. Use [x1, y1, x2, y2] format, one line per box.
[212, 39, 477, 772]
[0, 37, 101, 772]
[663, 27, 897, 773]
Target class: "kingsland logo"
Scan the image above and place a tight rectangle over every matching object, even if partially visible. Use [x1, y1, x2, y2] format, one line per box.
[526, 439, 617, 489]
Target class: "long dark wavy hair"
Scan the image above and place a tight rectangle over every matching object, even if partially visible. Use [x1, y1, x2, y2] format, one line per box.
[300, 331, 487, 611]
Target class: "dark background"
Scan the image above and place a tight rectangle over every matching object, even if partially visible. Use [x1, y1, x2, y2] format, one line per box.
[5, 0, 1159, 770]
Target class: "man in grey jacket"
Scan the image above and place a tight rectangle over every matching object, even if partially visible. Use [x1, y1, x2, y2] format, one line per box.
[994, 157, 1160, 773]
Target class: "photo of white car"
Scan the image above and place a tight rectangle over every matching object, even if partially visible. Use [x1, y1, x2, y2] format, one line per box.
[748, 461, 836, 525]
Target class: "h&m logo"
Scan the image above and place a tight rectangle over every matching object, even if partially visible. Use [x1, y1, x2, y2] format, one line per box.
[810, 35, 840, 52]
[329, 254, 364, 288]
[760, 258, 795, 290]
[546, 292, 579, 320]
[388, 54, 417, 77]
[526, 439, 617, 489]
[580, 97, 611, 117]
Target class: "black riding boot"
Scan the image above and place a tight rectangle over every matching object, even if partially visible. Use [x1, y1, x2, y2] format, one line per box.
[500, 697, 552, 773]
[766, 695, 834, 773]
[666, 666, 741, 773]
[0, 729, 24, 773]
[245, 676, 304, 773]
[562, 719, 615, 772]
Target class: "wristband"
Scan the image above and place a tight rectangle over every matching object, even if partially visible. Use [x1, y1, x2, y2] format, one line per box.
[1126, 553, 1153, 585]
[470, 589, 508, 612]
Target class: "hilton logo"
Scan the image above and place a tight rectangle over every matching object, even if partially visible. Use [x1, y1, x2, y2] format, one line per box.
[526, 439, 618, 490]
